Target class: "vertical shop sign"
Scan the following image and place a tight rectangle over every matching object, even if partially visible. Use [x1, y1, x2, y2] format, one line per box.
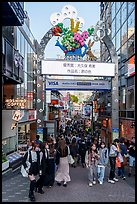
[112, 128, 119, 141]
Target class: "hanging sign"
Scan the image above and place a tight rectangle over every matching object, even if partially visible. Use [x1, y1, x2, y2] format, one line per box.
[42, 60, 115, 77]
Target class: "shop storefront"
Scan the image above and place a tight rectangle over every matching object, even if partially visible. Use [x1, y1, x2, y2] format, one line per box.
[18, 110, 37, 143]
[100, 117, 112, 146]
[120, 119, 135, 141]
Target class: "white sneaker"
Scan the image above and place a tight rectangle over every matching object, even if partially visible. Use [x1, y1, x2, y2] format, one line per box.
[108, 179, 115, 184]
[93, 181, 96, 185]
[89, 182, 93, 187]
[113, 178, 118, 182]
[99, 181, 103, 185]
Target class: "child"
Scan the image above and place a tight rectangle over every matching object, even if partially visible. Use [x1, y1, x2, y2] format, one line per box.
[97, 141, 108, 184]
[85, 143, 99, 187]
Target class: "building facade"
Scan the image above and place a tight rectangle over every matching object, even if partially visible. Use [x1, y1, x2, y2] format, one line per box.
[2, 3, 38, 155]
[99, 2, 135, 143]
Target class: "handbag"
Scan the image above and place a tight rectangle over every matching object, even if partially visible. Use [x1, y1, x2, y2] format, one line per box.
[67, 146, 74, 164]
[68, 154, 74, 164]
[21, 161, 31, 177]
[21, 151, 31, 177]
[116, 156, 121, 167]
[118, 152, 123, 163]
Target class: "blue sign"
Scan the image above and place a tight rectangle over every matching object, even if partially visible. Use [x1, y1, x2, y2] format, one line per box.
[112, 128, 119, 132]
[37, 128, 43, 134]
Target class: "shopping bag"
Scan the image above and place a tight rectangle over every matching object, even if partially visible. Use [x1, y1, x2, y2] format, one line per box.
[21, 165, 28, 177]
[21, 161, 31, 177]
[67, 155, 74, 164]
[116, 156, 121, 167]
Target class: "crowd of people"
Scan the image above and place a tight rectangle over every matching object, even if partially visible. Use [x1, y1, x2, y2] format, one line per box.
[21, 119, 135, 202]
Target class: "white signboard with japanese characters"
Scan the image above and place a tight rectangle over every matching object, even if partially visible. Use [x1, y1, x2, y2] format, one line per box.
[45, 79, 111, 91]
[42, 60, 115, 77]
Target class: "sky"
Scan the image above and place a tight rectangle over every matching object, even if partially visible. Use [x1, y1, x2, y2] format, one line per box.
[25, 2, 100, 59]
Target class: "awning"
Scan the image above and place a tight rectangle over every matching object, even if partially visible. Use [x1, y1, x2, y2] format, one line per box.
[18, 120, 36, 127]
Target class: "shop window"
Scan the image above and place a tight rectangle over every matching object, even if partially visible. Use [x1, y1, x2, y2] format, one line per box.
[121, 42, 128, 60]
[116, 11, 121, 33]
[127, 88, 134, 109]
[120, 111, 126, 117]
[120, 88, 126, 110]
[127, 111, 134, 119]
[127, 35, 134, 58]
[128, 10, 135, 39]
[127, 76, 134, 87]
[111, 20, 115, 39]
[128, 2, 135, 17]
[116, 30, 121, 51]
[121, 2, 127, 25]
[121, 21, 127, 45]
[111, 2, 115, 21]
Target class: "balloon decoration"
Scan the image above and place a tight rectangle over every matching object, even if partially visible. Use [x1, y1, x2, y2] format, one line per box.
[52, 18, 95, 57]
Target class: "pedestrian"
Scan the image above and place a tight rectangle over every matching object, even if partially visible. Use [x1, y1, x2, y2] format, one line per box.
[34, 135, 43, 149]
[55, 137, 71, 187]
[39, 142, 50, 188]
[97, 141, 109, 184]
[108, 139, 119, 184]
[118, 137, 128, 180]
[22, 142, 44, 202]
[85, 143, 99, 187]
[127, 137, 135, 177]
[69, 137, 79, 167]
[78, 138, 87, 168]
[45, 137, 56, 187]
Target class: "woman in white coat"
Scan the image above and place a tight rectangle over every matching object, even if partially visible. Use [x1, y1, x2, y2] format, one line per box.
[55, 137, 71, 187]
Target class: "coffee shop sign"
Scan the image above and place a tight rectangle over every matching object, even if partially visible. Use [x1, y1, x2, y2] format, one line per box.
[5, 98, 26, 108]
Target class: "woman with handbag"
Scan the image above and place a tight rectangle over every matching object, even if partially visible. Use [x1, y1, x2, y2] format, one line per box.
[55, 137, 71, 187]
[22, 142, 44, 202]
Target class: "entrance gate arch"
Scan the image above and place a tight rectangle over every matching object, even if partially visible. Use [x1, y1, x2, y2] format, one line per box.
[36, 21, 119, 141]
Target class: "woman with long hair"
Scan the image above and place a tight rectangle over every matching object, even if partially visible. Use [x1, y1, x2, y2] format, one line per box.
[85, 143, 99, 187]
[55, 137, 71, 187]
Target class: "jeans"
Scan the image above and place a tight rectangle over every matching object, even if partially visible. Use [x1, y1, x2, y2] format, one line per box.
[88, 165, 97, 182]
[118, 165, 125, 177]
[109, 156, 116, 180]
[97, 165, 105, 183]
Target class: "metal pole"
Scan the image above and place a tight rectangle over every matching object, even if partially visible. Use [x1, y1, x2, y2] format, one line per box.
[102, 35, 119, 140]
[16, 121, 18, 152]
[91, 103, 94, 137]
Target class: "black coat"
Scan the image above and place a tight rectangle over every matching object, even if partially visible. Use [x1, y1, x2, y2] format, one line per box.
[41, 149, 49, 175]
[22, 150, 41, 175]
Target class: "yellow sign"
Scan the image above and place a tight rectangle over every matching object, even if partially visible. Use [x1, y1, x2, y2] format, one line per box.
[5, 98, 26, 108]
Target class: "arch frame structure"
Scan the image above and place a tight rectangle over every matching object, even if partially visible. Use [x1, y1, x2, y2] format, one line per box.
[36, 21, 119, 141]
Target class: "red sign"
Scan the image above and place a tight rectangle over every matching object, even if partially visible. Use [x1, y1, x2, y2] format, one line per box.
[60, 101, 63, 106]
[28, 110, 35, 120]
[27, 92, 33, 100]
[51, 99, 58, 105]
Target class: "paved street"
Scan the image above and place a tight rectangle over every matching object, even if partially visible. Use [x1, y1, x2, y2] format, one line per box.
[2, 164, 135, 202]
